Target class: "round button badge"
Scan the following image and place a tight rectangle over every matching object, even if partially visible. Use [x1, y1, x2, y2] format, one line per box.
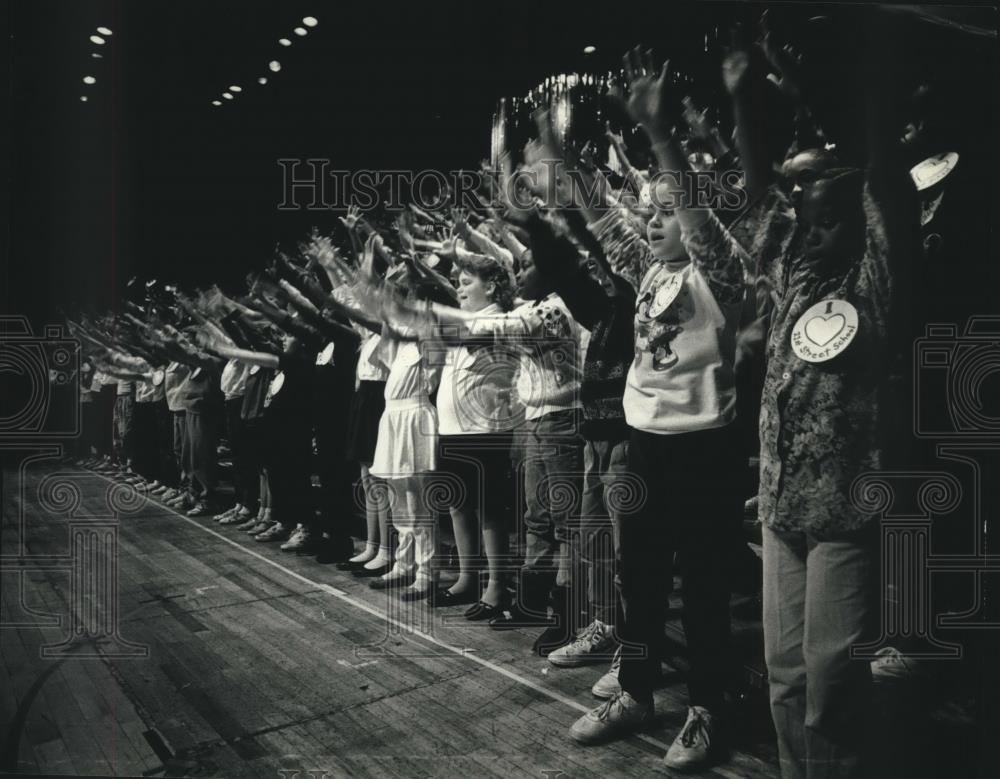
[791, 299, 859, 363]
[648, 273, 683, 319]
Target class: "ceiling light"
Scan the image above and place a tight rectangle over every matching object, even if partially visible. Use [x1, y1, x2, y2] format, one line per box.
[268, 60, 281, 72]
[90, 35, 105, 45]
[80, 95, 88, 102]
[229, 85, 242, 92]
[91, 52, 103, 59]
[257, 76, 268, 85]
[96, 26, 112, 35]
[211, 100, 221, 106]
[303, 17, 318, 27]
[293, 27, 307, 36]
[279, 38, 291, 46]
[222, 92, 233, 100]
[83, 75, 96, 84]
[583, 45, 596, 54]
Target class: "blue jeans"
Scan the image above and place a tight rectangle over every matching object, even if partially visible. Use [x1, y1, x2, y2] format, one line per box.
[763, 525, 877, 779]
[519, 410, 584, 609]
[579, 437, 628, 626]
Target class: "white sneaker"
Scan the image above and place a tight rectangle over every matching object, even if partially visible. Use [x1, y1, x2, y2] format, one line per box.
[255, 523, 290, 543]
[591, 645, 623, 699]
[548, 620, 617, 668]
[871, 647, 926, 681]
[280, 525, 311, 551]
[663, 706, 718, 772]
[569, 690, 652, 745]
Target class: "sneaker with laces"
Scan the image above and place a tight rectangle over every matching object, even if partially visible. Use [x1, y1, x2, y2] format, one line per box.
[256, 523, 290, 543]
[548, 620, 617, 668]
[220, 509, 251, 526]
[169, 495, 195, 511]
[186, 502, 212, 518]
[591, 646, 623, 699]
[246, 520, 273, 535]
[235, 512, 263, 531]
[569, 690, 652, 745]
[871, 647, 926, 681]
[214, 506, 237, 522]
[279, 525, 310, 552]
[663, 706, 718, 772]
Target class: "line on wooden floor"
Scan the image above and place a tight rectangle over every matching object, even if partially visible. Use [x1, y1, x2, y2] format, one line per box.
[174, 514, 673, 753]
[99, 474, 674, 755]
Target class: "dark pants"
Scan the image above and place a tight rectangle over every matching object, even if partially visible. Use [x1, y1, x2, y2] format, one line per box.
[173, 411, 188, 491]
[79, 400, 102, 458]
[154, 401, 179, 487]
[314, 408, 355, 539]
[184, 409, 218, 503]
[132, 401, 159, 479]
[113, 393, 135, 466]
[225, 398, 252, 508]
[241, 417, 264, 514]
[265, 418, 313, 529]
[617, 422, 743, 710]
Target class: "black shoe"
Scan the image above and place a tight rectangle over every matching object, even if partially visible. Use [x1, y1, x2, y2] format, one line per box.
[488, 606, 551, 631]
[336, 559, 371, 572]
[533, 623, 574, 657]
[315, 536, 353, 564]
[431, 588, 478, 608]
[400, 586, 431, 602]
[531, 585, 575, 656]
[369, 575, 415, 591]
[465, 601, 505, 622]
[354, 563, 392, 578]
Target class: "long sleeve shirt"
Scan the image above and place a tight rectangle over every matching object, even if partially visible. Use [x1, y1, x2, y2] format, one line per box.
[468, 294, 585, 423]
[757, 183, 895, 537]
[588, 208, 747, 435]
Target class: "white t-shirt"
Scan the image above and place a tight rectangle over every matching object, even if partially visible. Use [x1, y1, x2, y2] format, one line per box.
[437, 303, 516, 435]
[356, 334, 390, 384]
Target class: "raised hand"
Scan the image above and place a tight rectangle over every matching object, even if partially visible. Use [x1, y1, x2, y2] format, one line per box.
[339, 203, 363, 232]
[360, 233, 383, 282]
[618, 46, 676, 141]
[681, 96, 713, 139]
[757, 11, 803, 101]
[604, 121, 626, 150]
[721, 49, 752, 97]
[451, 207, 473, 239]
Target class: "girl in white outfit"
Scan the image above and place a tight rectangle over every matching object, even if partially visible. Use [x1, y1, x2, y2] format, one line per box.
[368, 326, 442, 601]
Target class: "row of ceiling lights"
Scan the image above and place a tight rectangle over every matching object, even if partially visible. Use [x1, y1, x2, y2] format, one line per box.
[211, 15, 318, 106]
[80, 26, 112, 101]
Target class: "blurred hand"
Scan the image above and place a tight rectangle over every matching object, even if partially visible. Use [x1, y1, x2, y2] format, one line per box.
[616, 47, 677, 141]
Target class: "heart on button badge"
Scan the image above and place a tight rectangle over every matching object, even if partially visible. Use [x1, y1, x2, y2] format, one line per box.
[790, 299, 859, 363]
[804, 314, 846, 346]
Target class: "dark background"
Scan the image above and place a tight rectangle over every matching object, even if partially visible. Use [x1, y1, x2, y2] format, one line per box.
[4, 1, 997, 325]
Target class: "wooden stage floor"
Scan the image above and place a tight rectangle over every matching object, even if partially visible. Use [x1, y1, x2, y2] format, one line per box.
[2, 459, 921, 778]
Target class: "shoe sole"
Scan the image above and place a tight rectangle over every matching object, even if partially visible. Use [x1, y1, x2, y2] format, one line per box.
[547, 655, 613, 668]
[569, 721, 650, 746]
